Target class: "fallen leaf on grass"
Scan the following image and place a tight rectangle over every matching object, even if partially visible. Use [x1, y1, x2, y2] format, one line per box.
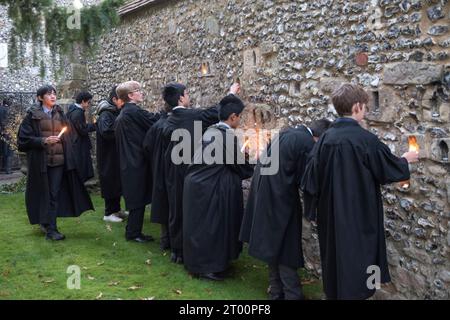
[87, 275, 95, 280]
[82, 266, 89, 270]
[145, 259, 152, 265]
[141, 297, 155, 300]
[96, 292, 103, 300]
[95, 238, 101, 241]
[205, 288, 213, 295]
[43, 279, 55, 284]
[113, 242, 117, 247]
[108, 281, 120, 286]
[174, 289, 182, 295]
[128, 285, 142, 291]
[106, 225, 112, 232]
[97, 261, 105, 266]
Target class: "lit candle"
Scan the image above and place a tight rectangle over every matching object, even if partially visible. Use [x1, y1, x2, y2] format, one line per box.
[201, 62, 209, 76]
[408, 136, 419, 153]
[58, 127, 67, 138]
[400, 135, 419, 189]
[241, 138, 251, 153]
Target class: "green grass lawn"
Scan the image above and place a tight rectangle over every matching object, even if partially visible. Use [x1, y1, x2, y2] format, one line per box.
[0, 192, 322, 300]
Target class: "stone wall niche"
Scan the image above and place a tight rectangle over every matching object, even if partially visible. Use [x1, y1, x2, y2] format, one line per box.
[430, 138, 450, 163]
[198, 60, 214, 78]
[366, 86, 401, 123]
[422, 85, 450, 122]
[243, 48, 261, 76]
[289, 81, 302, 97]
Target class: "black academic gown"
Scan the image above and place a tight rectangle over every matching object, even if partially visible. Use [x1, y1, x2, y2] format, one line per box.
[240, 126, 315, 269]
[300, 118, 410, 300]
[96, 100, 121, 200]
[0, 105, 10, 156]
[17, 105, 94, 225]
[183, 123, 254, 274]
[162, 102, 221, 253]
[115, 102, 160, 210]
[66, 104, 95, 182]
[143, 112, 169, 225]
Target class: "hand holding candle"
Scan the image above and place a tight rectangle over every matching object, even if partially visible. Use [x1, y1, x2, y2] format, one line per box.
[402, 136, 419, 163]
[229, 82, 241, 95]
[400, 135, 420, 189]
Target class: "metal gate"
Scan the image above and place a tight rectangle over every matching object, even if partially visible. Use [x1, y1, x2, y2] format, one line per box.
[0, 91, 36, 172]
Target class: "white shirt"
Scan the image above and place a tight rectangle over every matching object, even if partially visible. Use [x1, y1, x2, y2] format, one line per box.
[306, 126, 313, 137]
[75, 103, 83, 110]
[172, 106, 187, 111]
[42, 106, 52, 117]
[218, 121, 231, 129]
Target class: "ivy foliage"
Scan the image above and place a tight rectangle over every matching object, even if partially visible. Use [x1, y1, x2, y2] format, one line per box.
[0, 0, 124, 77]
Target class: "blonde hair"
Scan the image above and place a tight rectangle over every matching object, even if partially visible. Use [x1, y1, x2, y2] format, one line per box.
[116, 81, 141, 102]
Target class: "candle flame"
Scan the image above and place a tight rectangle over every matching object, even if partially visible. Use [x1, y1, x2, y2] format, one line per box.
[201, 62, 209, 76]
[408, 136, 419, 153]
[58, 127, 67, 138]
[241, 127, 272, 157]
[241, 139, 251, 153]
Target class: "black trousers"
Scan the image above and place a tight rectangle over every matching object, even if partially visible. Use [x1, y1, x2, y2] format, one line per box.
[46, 165, 64, 232]
[160, 224, 170, 247]
[125, 206, 145, 239]
[104, 197, 121, 216]
[268, 264, 304, 300]
[0, 141, 12, 173]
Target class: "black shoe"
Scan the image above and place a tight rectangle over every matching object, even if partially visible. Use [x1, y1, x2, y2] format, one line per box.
[160, 239, 171, 251]
[127, 236, 151, 243]
[197, 272, 224, 281]
[269, 293, 285, 300]
[46, 230, 65, 241]
[170, 251, 183, 264]
[40, 224, 49, 234]
[140, 234, 154, 242]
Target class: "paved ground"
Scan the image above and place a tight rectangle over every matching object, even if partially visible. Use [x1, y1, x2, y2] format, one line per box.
[0, 170, 23, 187]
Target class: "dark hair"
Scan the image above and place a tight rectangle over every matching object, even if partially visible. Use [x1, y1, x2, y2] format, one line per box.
[331, 84, 369, 116]
[36, 85, 57, 105]
[108, 85, 118, 104]
[309, 118, 332, 138]
[218, 95, 245, 121]
[75, 91, 93, 104]
[163, 83, 186, 108]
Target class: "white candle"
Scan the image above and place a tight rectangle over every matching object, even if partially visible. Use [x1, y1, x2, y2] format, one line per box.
[57, 127, 67, 138]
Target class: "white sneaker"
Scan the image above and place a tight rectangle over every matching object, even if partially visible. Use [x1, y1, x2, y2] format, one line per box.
[103, 215, 123, 223]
